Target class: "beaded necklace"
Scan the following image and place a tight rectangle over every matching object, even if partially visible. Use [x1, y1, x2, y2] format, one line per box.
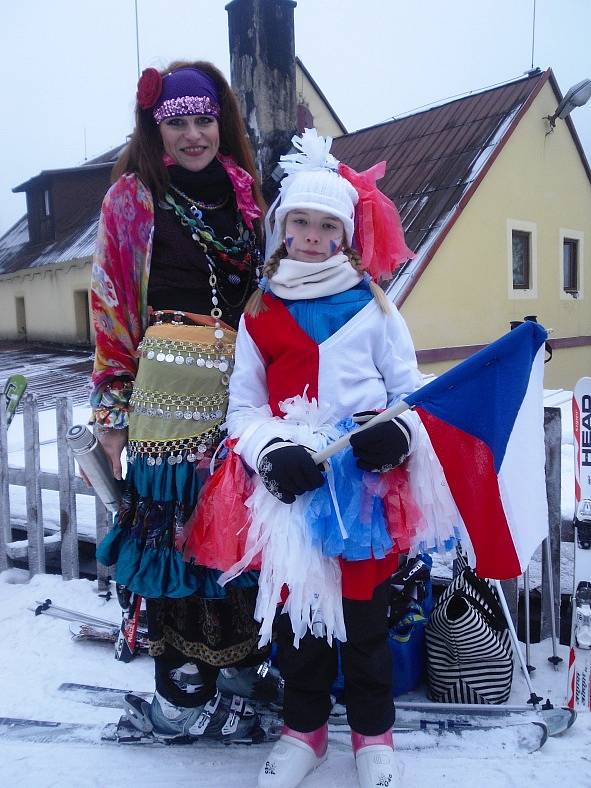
[169, 184, 229, 212]
[163, 190, 260, 339]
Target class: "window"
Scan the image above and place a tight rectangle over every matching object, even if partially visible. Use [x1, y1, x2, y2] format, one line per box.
[563, 238, 579, 293]
[512, 230, 531, 289]
[559, 229, 584, 300]
[507, 220, 537, 299]
[43, 189, 51, 217]
[15, 296, 26, 339]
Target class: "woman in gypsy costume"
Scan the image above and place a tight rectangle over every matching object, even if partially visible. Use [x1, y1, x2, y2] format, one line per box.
[184, 130, 459, 786]
[91, 62, 273, 741]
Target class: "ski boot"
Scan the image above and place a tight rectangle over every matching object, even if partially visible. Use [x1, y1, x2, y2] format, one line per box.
[258, 724, 328, 788]
[123, 690, 265, 744]
[352, 730, 395, 788]
[217, 661, 284, 710]
[575, 581, 591, 649]
[388, 554, 431, 627]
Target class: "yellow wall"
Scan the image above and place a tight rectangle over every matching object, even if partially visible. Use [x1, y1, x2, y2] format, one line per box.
[0, 259, 93, 344]
[401, 81, 591, 390]
[296, 63, 344, 138]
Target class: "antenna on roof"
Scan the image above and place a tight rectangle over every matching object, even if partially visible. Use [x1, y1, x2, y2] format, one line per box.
[544, 78, 591, 132]
[134, 0, 141, 79]
[530, 0, 536, 70]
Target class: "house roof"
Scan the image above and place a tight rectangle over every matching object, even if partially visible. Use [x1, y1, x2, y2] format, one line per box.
[331, 68, 591, 305]
[13, 163, 114, 193]
[0, 148, 122, 277]
[0, 214, 100, 277]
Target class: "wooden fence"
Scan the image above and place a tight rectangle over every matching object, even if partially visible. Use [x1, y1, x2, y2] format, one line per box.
[0, 393, 112, 591]
[0, 396, 565, 635]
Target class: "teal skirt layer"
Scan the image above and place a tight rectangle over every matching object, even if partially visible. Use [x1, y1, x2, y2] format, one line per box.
[96, 455, 258, 600]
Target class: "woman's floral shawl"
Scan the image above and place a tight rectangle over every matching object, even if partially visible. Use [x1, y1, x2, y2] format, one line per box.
[90, 158, 261, 429]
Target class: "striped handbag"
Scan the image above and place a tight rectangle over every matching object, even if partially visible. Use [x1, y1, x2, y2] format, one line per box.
[425, 565, 514, 704]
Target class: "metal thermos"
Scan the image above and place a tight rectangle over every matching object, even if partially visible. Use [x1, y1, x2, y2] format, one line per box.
[66, 425, 122, 513]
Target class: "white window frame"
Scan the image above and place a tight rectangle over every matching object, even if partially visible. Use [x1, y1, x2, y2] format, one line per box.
[507, 219, 538, 300]
[559, 228, 584, 301]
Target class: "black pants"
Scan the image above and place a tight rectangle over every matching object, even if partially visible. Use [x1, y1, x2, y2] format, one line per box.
[277, 578, 394, 736]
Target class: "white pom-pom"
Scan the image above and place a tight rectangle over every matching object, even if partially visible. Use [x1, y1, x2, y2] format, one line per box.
[279, 128, 339, 176]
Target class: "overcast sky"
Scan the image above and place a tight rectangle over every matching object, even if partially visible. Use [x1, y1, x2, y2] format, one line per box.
[1, 0, 590, 236]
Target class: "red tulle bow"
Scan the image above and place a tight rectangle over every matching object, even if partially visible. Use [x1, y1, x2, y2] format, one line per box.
[338, 161, 414, 282]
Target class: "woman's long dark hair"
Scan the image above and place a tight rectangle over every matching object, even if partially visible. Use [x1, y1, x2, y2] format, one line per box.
[112, 60, 265, 213]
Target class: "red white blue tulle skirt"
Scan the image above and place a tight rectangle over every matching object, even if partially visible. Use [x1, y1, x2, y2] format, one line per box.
[183, 399, 460, 647]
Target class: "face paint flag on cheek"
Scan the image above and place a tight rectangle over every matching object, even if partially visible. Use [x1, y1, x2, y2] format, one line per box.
[285, 236, 294, 248]
[330, 240, 340, 255]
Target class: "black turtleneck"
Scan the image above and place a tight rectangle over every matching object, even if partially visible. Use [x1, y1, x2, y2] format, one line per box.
[148, 159, 257, 329]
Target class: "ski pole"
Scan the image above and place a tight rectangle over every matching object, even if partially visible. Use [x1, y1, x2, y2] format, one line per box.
[543, 535, 562, 668]
[523, 568, 535, 673]
[492, 580, 543, 708]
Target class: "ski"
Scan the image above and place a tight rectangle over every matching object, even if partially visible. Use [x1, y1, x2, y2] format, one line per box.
[114, 591, 143, 663]
[330, 700, 572, 737]
[0, 713, 547, 754]
[0, 715, 276, 747]
[3, 374, 27, 427]
[32, 598, 149, 659]
[31, 599, 120, 629]
[68, 623, 150, 652]
[56, 681, 573, 737]
[567, 376, 591, 712]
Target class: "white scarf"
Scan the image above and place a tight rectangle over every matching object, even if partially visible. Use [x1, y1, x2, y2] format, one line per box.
[269, 253, 363, 300]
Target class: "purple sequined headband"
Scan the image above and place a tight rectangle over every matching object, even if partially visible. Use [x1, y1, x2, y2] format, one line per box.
[137, 66, 221, 124]
[153, 96, 220, 124]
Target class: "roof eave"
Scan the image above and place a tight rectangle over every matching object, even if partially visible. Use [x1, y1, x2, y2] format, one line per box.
[394, 70, 551, 308]
[13, 161, 114, 193]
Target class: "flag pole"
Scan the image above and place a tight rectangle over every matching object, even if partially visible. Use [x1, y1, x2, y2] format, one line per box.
[492, 579, 543, 707]
[311, 401, 409, 465]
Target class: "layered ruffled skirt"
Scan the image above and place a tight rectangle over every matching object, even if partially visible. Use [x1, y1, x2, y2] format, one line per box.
[96, 322, 263, 666]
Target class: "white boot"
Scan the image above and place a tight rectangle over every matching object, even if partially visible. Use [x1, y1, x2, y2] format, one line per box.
[258, 724, 328, 788]
[352, 730, 395, 788]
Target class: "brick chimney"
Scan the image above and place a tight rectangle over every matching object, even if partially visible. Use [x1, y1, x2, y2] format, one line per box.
[226, 0, 297, 202]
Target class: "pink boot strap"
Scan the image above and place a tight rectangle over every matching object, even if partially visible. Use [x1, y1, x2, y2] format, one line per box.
[281, 724, 328, 758]
[351, 729, 393, 753]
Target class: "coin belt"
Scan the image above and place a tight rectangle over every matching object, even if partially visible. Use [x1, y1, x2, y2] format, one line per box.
[137, 336, 234, 385]
[127, 425, 222, 465]
[130, 389, 227, 422]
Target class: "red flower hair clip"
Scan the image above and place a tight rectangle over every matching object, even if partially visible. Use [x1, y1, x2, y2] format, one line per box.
[137, 68, 162, 110]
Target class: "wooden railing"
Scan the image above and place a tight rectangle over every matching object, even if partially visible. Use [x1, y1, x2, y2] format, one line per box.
[0, 393, 112, 590]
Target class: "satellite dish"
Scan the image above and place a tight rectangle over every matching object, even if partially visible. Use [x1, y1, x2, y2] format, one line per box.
[546, 78, 591, 127]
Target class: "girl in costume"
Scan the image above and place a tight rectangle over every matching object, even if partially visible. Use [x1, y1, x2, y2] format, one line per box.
[184, 129, 457, 787]
[91, 61, 278, 742]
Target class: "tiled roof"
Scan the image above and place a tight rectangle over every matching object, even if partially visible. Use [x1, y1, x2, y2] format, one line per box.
[330, 70, 563, 304]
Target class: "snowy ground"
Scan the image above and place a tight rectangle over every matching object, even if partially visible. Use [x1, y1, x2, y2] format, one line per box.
[1, 569, 591, 788]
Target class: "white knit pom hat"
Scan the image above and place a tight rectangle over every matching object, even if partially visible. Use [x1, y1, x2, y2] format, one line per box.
[275, 169, 358, 242]
[264, 129, 359, 260]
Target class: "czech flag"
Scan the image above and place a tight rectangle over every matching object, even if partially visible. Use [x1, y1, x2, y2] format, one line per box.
[404, 321, 548, 580]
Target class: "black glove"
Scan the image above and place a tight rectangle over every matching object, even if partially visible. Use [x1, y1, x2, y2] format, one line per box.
[257, 439, 325, 504]
[350, 414, 410, 472]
